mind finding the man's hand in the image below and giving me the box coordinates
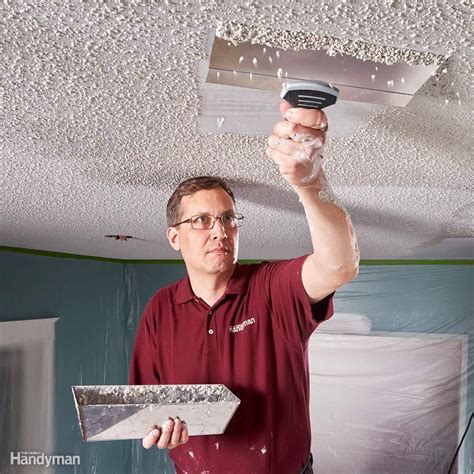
[142,417,189,450]
[266,100,328,188]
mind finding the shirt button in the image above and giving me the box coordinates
[208,329,214,335]
[208,311,213,316]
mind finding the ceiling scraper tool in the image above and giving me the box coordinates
[199,21,448,135]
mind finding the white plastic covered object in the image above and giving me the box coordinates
[309,329,470,473]
[316,312,372,335]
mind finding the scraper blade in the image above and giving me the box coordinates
[206,34,442,108]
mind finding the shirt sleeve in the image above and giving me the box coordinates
[259,255,335,346]
[129,298,161,385]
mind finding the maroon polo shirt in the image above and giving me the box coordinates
[129,255,334,474]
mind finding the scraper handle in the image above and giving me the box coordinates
[281,81,339,110]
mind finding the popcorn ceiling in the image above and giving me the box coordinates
[216,21,448,66]
[0,0,472,259]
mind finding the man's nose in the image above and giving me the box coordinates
[211,218,228,239]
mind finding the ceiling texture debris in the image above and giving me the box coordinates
[0,1,472,259]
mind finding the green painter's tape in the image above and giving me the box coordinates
[0,247,472,265]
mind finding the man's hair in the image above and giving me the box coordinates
[166,176,236,227]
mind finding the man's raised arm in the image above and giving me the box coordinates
[266,101,359,303]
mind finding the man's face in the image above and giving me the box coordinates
[167,188,240,276]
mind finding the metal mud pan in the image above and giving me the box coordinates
[72,384,241,441]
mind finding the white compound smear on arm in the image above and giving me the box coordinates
[316,171,361,267]
[317,171,345,210]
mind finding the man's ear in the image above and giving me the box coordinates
[167,226,180,251]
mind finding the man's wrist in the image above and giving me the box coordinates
[291,173,324,195]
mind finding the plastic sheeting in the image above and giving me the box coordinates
[0,250,472,473]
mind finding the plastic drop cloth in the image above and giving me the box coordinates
[0,251,472,473]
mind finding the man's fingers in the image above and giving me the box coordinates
[272,121,326,144]
[156,419,174,449]
[266,146,287,166]
[267,135,300,155]
[142,427,161,449]
[179,421,189,444]
[169,417,182,448]
[284,106,328,130]
[279,99,292,117]
[142,419,189,450]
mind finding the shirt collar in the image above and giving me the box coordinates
[174,262,249,304]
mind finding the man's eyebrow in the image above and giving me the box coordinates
[192,209,235,215]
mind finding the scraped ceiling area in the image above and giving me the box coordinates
[0,1,472,259]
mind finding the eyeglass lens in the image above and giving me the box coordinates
[190,214,242,229]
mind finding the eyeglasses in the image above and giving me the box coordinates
[172,213,244,230]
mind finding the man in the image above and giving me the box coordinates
[129,100,359,473]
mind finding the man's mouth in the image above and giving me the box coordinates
[209,247,230,254]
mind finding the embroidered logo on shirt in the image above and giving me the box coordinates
[229,317,256,333]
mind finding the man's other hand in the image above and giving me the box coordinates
[142,417,189,450]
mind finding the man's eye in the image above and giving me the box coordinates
[194,215,210,224]
[222,215,235,224]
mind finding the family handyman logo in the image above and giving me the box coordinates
[229,317,256,333]
[10,451,80,467]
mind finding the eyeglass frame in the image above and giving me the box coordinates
[171,213,244,230]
